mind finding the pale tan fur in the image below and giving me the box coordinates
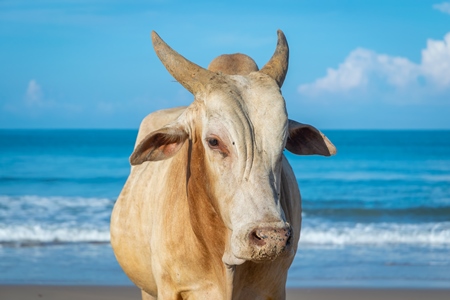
[111,108,301,299]
[111,31,335,300]
[208,54,259,75]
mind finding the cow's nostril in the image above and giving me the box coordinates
[249,229,266,246]
[286,230,292,246]
[256,229,268,240]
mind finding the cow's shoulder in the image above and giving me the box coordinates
[135,106,187,148]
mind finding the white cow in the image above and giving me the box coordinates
[111,30,336,300]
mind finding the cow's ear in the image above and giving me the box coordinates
[285,119,336,156]
[130,126,188,165]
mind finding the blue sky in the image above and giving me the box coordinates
[1,0,449,129]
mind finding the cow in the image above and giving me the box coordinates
[110,30,336,300]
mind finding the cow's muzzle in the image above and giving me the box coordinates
[248,224,291,261]
[249,226,291,247]
[230,222,292,263]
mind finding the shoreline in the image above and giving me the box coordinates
[1,285,450,300]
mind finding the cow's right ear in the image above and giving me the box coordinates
[130,126,188,165]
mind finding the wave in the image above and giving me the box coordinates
[0,224,110,246]
[3,172,450,186]
[0,195,112,247]
[302,206,450,221]
[295,172,450,183]
[1,222,449,248]
[300,222,450,246]
[0,195,114,235]
[0,176,126,184]
[0,195,115,218]
[1,195,450,248]
[0,194,114,207]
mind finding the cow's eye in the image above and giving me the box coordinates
[207,138,219,148]
[206,137,229,157]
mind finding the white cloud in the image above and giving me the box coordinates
[433,2,450,15]
[298,48,419,95]
[422,33,450,87]
[299,32,450,97]
[25,79,44,106]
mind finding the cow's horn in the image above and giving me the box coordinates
[151,31,213,94]
[260,30,289,87]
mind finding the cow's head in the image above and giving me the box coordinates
[130,31,336,265]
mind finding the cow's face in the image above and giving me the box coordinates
[129,31,336,265]
[195,73,291,264]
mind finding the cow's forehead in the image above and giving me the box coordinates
[199,73,288,154]
[238,73,288,136]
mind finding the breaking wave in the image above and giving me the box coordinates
[300,221,450,246]
[0,225,110,246]
[1,195,450,248]
[0,195,113,247]
[1,222,449,248]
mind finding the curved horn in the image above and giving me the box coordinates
[151,31,214,94]
[260,30,289,87]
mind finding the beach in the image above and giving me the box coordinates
[1,286,450,300]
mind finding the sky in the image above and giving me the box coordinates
[1,0,449,129]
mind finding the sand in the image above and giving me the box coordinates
[1,286,449,300]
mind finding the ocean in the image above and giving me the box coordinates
[0,129,449,287]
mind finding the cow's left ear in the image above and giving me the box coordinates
[285,119,336,156]
[130,126,188,165]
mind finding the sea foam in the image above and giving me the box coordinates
[300,221,450,246]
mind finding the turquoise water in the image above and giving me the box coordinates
[1,130,449,287]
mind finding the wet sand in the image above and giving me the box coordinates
[1,285,450,300]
